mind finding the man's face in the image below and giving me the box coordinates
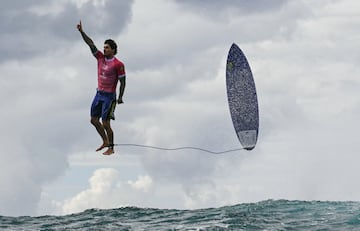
[103,44,114,57]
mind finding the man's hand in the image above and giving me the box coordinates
[76,20,83,32]
[117,97,124,104]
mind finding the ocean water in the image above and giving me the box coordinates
[1,200,360,230]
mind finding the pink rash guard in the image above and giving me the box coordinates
[94,50,126,93]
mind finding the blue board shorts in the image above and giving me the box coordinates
[91,90,116,120]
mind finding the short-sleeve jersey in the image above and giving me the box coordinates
[93,50,126,93]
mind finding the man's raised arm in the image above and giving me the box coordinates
[77,20,97,53]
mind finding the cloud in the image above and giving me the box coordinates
[58,168,154,214]
[1,0,360,216]
[128,175,153,192]
[0,0,133,62]
[0,0,134,216]
[121,0,360,210]
[175,0,289,15]
[113,0,310,192]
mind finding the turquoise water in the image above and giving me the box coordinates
[1,200,360,230]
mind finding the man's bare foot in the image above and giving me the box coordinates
[96,143,109,152]
[103,147,114,155]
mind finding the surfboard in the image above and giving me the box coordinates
[226,43,259,150]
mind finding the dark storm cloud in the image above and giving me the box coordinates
[0,0,134,62]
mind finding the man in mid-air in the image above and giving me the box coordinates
[77,20,126,155]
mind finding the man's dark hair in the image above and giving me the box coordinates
[104,39,117,55]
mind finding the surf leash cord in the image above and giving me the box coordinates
[113,143,244,154]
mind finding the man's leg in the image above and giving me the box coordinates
[102,120,114,155]
[90,117,109,151]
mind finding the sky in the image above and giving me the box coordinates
[0,0,359,216]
